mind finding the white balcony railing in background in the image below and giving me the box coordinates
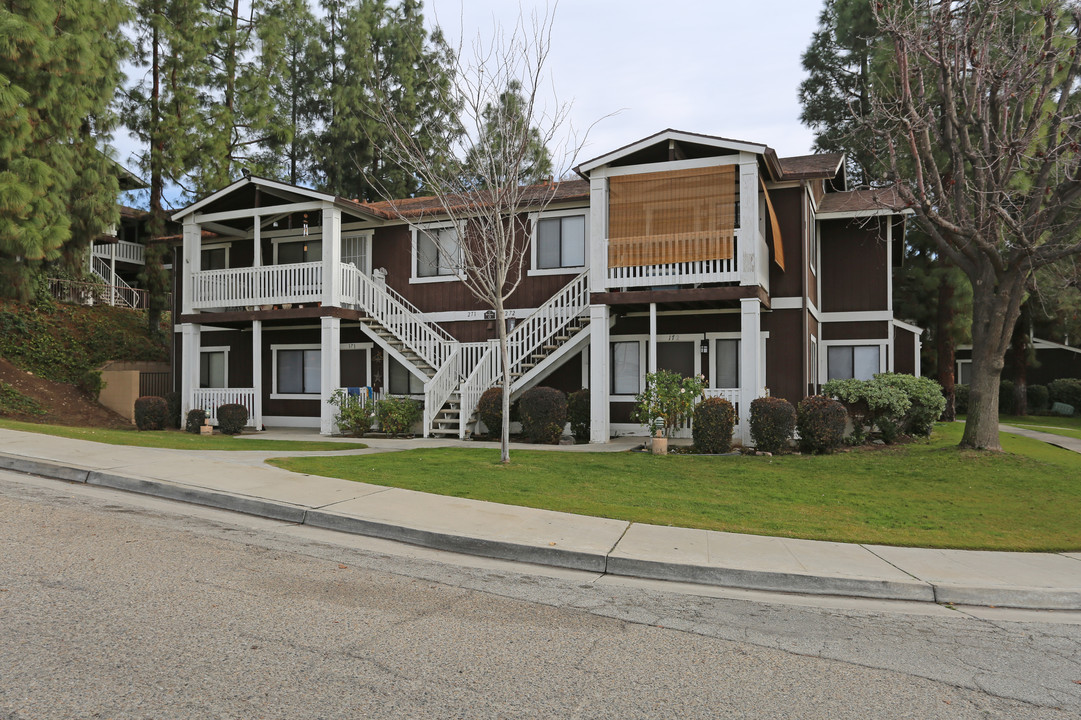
[607,256,740,288]
[191,262,323,309]
[92,240,145,265]
[193,388,257,427]
[90,257,144,308]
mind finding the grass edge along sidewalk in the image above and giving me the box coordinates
[269,423,1081,552]
[0,418,367,451]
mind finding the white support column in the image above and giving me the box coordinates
[320,316,341,435]
[588,303,610,443]
[322,205,342,308]
[739,298,762,446]
[739,156,759,288]
[110,244,117,307]
[182,217,201,315]
[648,302,657,375]
[252,320,263,430]
[588,174,608,294]
[180,323,201,419]
[253,214,262,268]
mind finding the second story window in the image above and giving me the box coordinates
[416,226,460,278]
[537,215,586,269]
[201,246,228,270]
[276,240,321,264]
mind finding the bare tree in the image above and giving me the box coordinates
[866,0,1081,450]
[366,5,590,463]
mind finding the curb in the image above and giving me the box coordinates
[2,451,1078,611]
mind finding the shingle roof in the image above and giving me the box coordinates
[776,153,844,180]
[359,180,590,220]
[817,186,908,215]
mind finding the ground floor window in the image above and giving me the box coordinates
[388,356,424,395]
[714,339,739,388]
[827,345,880,381]
[611,341,640,395]
[276,347,321,395]
[957,359,972,386]
[199,348,227,388]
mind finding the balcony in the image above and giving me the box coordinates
[190,262,324,310]
[92,239,145,265]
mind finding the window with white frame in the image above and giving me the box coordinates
[611,341,641,395]
[388,356,424,395]
[827,345,880,381]
[201,245,229,270]
[714,339,740,389]
[342,234,371,274]
[957,359,972,386]
[274,346,321,396]
[810,336,819,393]
[415,226,460,279]
[199,348,228,388]
[536,215,586,270]
[275,239,321,264]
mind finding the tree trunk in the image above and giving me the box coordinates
[960,268,1024,450]
[936,277,956,422]
[495,299,511,464]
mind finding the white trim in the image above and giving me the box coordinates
[819,310,894,323]
[422,308,538,323]
[262,415,320,428]
[528,207,589,276]
[892,318,925,336]
[578,130,766,173]
[410,221,464,284]
[595,154,743,180]
[270,343,322,400]
[194,200,326,225]
[173,176,343,222]
[271,235,322,265]
[623,308,741,317]
[198,345,230,389]
[200,242,231,269]
[1032,337,1081,354]
[709,335,741,390]
[815,208,913,220]
[957,358,972,385]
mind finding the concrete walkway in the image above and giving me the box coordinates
[999,422,1081,453]
[1,427,1079,611]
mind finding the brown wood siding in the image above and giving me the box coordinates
[372,215,587,315]
[537,352,585,393]
[200,330,252,386]
[610,312,741,336]
[821,321,889,340]
[820,218,888,312]
[768,187,804,298]
[895,328,916,375]
[610,401,635,424]
[262,327,321,417]
[764,309,804,404]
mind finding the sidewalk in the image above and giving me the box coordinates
[1,427,1079,611]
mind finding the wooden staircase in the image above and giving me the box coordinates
[428,391,465,437]
[509,316,590,383]
[362,322,437,377]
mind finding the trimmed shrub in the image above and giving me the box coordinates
[376,396,422,436]
[519,386,568,444]
[78,369,104,399]
[185,408,207,434]
[999,379,1017,415]
[824,375,911,443]
[165,391,182,429]
[1028,384,1049,413]
[875,373,946,437]
[216,403,248,435]
[955,384,969,415]
[568,389,590,442]
[749,397,796,453]
[133,396,168,431]
[1049,378,1081,409]
[477,386,505,437]
[692,396,735,454]
[329,388,374,436]
[796,395,847,454]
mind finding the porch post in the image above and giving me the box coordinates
[180,323,201,419]
[322,205,342,308]
[739,298,762,446]
[320,316,341,435]
[253,214,262,267]
[182,217,201,315]
[648,302,657,374]
[252,319,263,430]
[589,303,610,443]
[110,244,117,306]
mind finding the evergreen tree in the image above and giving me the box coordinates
[316,0,460,200]
[126,0,214,333]
[0,0,128,299]
[464,80,553,188]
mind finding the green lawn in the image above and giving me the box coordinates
[268,423,1081,551]
[997,414,1081,440]
[0,418,367,451]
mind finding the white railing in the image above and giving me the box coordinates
[458,271,591,437]
[423,345,462,437]
[341,264,456,369]
[703,388,741,426]
[90,257,143,308]
[193,388,257,427]
[50,277,149,310]
[92,240,145,265]
[606,255,739,289]
[191,262,323,309]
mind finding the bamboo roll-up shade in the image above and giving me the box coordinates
[608,165,737,268]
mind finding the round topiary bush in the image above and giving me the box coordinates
[749,397,796,453]
[133,396,168,431]
[796,395,847,454]
[185,408,207,434]
[216,403,249,435]
[519,386,568,444]
[477,386,505,437]
[692,397,735,454]
[567,389,590,442]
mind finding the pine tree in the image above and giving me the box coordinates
[316,0,460,200]
[0,0,128,299]
[464,80,553,188]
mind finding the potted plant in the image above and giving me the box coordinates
[632,370,705,455]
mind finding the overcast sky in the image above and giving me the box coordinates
[118,0,827,204]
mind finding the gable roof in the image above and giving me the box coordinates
[359,180,590,220]
[575,129,770,176]
[776,153,844,180]
[816,186,910,218]
[171,176,381,223]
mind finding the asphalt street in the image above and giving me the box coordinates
[2,469,1080,719]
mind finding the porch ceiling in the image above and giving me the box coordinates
[591,285,769,313]
[178,306,368,328]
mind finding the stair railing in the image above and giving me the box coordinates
[423,344,462,437]
[91,256,142,308]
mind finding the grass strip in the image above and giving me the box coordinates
[269,423,1081,551]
